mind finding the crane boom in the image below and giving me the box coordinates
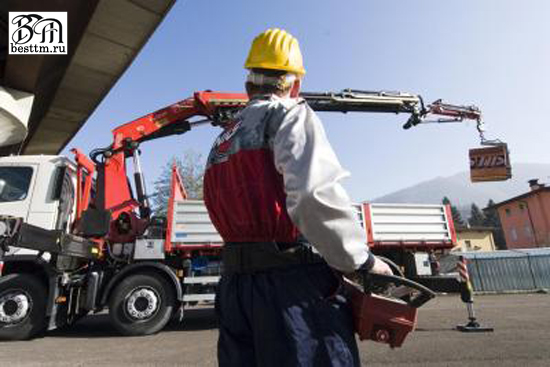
[80,89,488,243]
[302,90,422,114]
[301,89,482,130]
[102,89,481,153]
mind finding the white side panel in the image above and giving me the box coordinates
[414,253,432,276]
[375,233,451,241]
[171,200,223,245]
[25,212,56,230]
[183,276,220,284]
[373,215,446,224]
[183,294,216,302]
[133,239,165,260]
[27,160,61,229]
[366,203,452,242]
[177,213,213,223]
[372,206,445,216]
[373,224,449,233]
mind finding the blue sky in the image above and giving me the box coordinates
[64,0,550,201]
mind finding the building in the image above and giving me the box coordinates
[490,179,550,249]
[454,226,496,252]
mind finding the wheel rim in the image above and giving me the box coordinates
[124,287,161,321]
[0,290,32,325]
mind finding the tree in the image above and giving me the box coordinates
[442,196,465,227]
[483,199,507,250]
[151,151,204,216]
[468,203,486,227]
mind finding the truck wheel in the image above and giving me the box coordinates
[109,272,175,336]
[0,273,47,340]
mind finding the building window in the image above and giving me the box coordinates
[465,240,472,250]
[505,208,512,216]
[511,228,518,241]
[519,203,525,211]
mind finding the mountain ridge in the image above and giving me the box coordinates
[371,163,550,215]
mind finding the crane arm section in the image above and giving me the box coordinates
[82,89,485,243]
[110,91,248,150]
[108,89,482,152]
[301,89,482,130]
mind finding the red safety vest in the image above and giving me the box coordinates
[203,99,299,243]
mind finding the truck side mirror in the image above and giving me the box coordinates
[52,166,67,201]
[0,179,6,197]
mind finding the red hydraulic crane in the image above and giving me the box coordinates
[73,89,504,244]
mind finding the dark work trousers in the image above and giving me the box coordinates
[216,262,361,367]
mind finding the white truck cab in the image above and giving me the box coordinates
[0,155,76,255]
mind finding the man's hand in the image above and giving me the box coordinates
[370,256,393,275]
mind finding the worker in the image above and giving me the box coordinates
[203,28,392,367]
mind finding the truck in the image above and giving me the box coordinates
[354,202,460,291]
[0,89,481,340]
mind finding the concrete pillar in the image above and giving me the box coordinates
[0,86,35,148]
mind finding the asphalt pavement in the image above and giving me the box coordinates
[0,293,549,366]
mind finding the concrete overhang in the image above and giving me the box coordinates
[0,0,175,155]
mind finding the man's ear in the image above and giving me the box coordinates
[290,78,301,98]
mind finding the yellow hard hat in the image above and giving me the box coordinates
[244,28,306,75]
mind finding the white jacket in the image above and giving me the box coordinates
[271,96,371,273]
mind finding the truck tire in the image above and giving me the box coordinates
[0,273,47,340]
[108,272,175,336]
